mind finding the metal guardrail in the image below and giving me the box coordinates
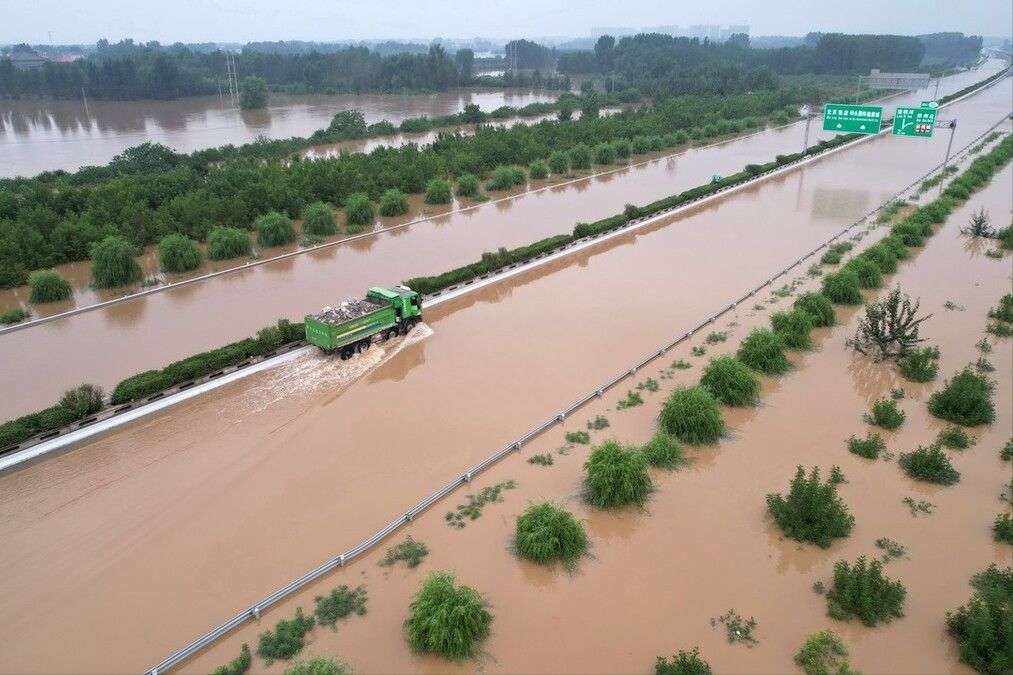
[145,106,1013,675]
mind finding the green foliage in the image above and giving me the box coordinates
[28,270,72,303]
[636,378,660,392]
[528,159,549,180]
[993,513,1013,544]
[379,188,410,217]
[157,233,203,273]
[90,236,142,288]
[705,331,727,343]
[587,415,611,430]
[766,465,855,548]
[548,151,569,175]
[849,288,931,361]
[616,390,644,410]
[960,207,995,237]
[639,429,684,469]
[404,571,492,662]
[946,564,1013,675]
[928,367,996,426]
[976,338,993,353]
[0,307,30,324]
[875,538,906,562]
[986,322,1013,337]
[612,139,633,158]
[527,453,554,466]
[314,585,367,630]
[711,609,759,647]
[343,192,376,227]
[59,383,105,418]
[821,269,863,305]
[902,497,934,517]
[566,431,591,444]
[212,643,251,675]
[379,536,429,569]
[770,309,814,350]
[898,346,939,382]
[658,385,726,445]
[937,425,974,449]
[865,397,906,430]
[445,481,516,528]
[899,443,960,485]
[300,202,338,236]
[736,327,791,375]
[691,346,707,357]
[207,226,252,260]
[655,648,712,675]
[1002,438,1013,462]
[239,75,269,109]
[829,465,846,485]
[514,500,589,565]
[794,630,856,675]
[842,258,883,289]
[593,142,618,165]
[827,556,906,626]
[424,177,453,205]
[671,359,693,369]
[454,173,481,198]
[255,212,297,248]
[847,432,885,459]
[257,607,315,665]
[0,382,105,447]
[700,355,761,406]
[583,439,653,508]
[821,250,843,265]
[110,369,175,404]
[860,244,899,275]
[568,143,593,170]
[793,292,836,327]
[486,165,527,191]
[283,656,349,675]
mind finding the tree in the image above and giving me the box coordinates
[91,236,142,288]
[300,202,338,236]
[581,91,600,120]
[157,233,202,273]
[454,48,474,83]
[239,75,269,109]
[28,270,72,303]
[848,287,931,361]
[327,110,367,137]
[594,35,616,72]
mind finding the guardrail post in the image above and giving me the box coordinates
[406,512,413,522]
[338,554,346,566]
[557,413,565,422]
[253,606,261,620]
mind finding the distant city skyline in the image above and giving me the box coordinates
[4,0,1010,46]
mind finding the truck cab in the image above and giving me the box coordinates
[365,286,423,326]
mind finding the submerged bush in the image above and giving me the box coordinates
[994,513,1013,544]
[849,288,931,362]
[424,177,453,205]
[211,643,251,675]
[583,439,653,508]
[866,397,906,430]
[569,143,593,170]
[257,607,315,665]
[344,192,376,227]
[514,501,589,565]
[843,258,883,289]
[737,328,791,375]
[454,173,481,198]
[0,307,29,324]
[528,159,549,180]
[794,630,856,675]
[899,443,960,485]
[821,269,863,305]
[404,571,492,662]
[946,563,1013,675]
[157,233,203,273]
[770,309,815,350]
[658,386,726,445]
[379,188,410,216]
[254,212,297,248]
[793,292,836,327]
[700,355,761,406]
[937,425,974,449]
[283,656,349,675]
[639,429,684,469]
[655,648,713,675]
[300,201,338,236]
[827,556,906,626]
[28,270,73,303]
[898,346,939,382]
[766,465,855,548]
[847,432,886,459]
[486,165,527,191]
[928,367,996,426]
[91,236,143,288]
[207,226,253,260]
[59,383,105,418]
[547,151,569,175]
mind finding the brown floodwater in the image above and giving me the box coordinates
[0,84,1009,674]
[1,70,1009,421]
[0,89,563,179]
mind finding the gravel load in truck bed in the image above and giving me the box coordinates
[311,297,386,325]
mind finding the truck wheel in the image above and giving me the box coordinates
[404,318,418,334]
[357,340,371,354]
[386,327,399,341]
[340,346,354,361]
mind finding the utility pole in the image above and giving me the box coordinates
[81,87,90,118]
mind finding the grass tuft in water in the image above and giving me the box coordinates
[700,355,761,407]
[658,385,726,445]
[582,439,653,509]
[514,501,589,566]
[736,328,792,375]
[404,571,492,662]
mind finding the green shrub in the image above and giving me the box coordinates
[0,307,29,324]
[257,607,314,664]
[514,501,589,565]
[860,244,899,274]
[994,513,1013,544]
[300,201,338,236]
[847,432,886,459]
[59,383,105,418]
[892,221,925,247]
[899,443,960,485]
[28,270,73,303]
[212,643,251,675]
[379,536,429,568]
[938,425,974,449]
[424,177,453,205]
[486,165,527,191]
[548,151,569,175]
[612,139,633,158]
[770,310,815,350]
[528,159,549,179]
[946,564,1013,675]
[583,439,653,508]
[866,397,906,430]
[842,258,883,289]
[766,466,855,548]
[700,355,761,406]
[827,556,905,626]
[156,233,202,273]
[254,212,297,248]
[566,430,591,444]
[821,250,842,265]
[928,367,996,426]
[314,585,367,630]
[282,656,349,675]
[899,346,939,382]
[404,571,492,662]
[655,648,712,675]
[849,288,931,361]
[455,173,481,198]
[110,369,175,404]
[593,142,618,165]
[344,192,376,227]
[207,226,252,260]
[793,292,836,327]
[821,269,864,305]
[91,236,143,288]
[569,143,593,170]
[1002,438,1013,462]
[794,630,856,675]
[640,429,684,469]
[379,188,410,216]
[736,328,791,375]
[658,385,726,445]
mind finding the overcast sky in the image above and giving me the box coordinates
[5,0,1011,46]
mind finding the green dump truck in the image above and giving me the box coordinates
[304,286,423,359]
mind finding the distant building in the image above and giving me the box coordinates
[9,51,46,69]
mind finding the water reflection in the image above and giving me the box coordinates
[764,520,835,574]
[103,294,147,328]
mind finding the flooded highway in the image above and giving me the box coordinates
[0,67,1009,673]
[0,61,1007,419]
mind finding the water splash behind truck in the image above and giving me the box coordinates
[304,286,422,359]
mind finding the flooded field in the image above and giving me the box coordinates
[0,79,1008,673]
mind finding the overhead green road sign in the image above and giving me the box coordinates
[893,106,937,137]
[822,104,883,134]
